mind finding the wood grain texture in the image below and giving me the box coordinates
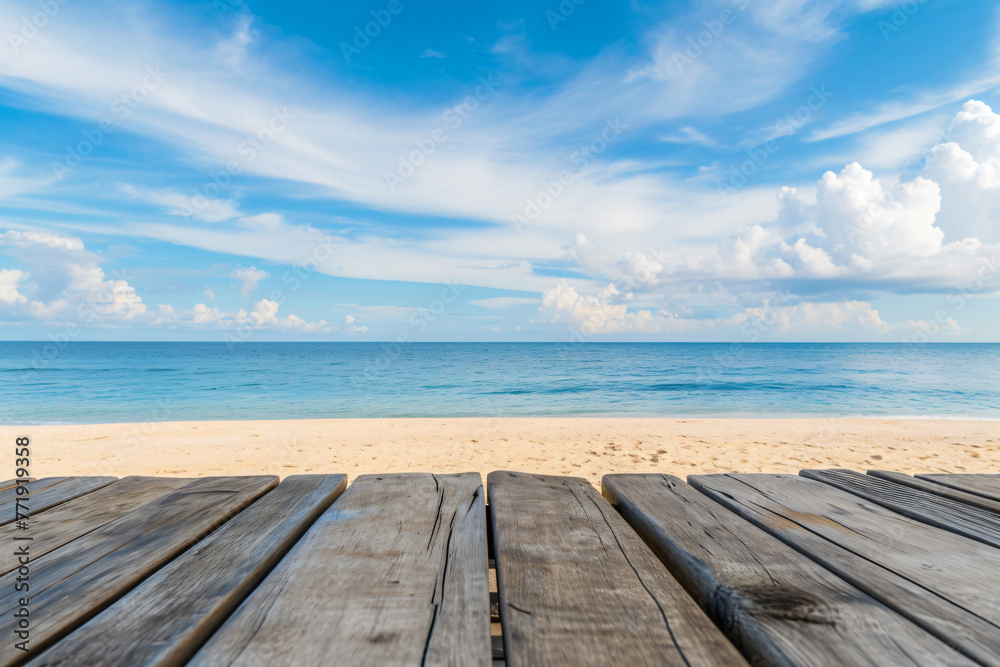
[803,468,1000,549]
[0,477,192,576]
[0,477,64,504]
[0,476,117,525]
[603,473,973,667]
[28,475,347,667]
[690,473,1000,666]
[189,473,491,667]
[917,474,1000,503]
[0,479,34,493]
[0,476,276,666]
[869,470,1000,516]
[0,478,69,517]
[489,471,746,667]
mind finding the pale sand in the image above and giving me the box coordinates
[4,418,997,489]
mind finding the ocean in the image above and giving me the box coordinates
[1,342,998,424]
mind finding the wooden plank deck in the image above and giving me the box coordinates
[0,478,34,493]
[7,468,1000,666]
[689,473,1000,666]
[0,477,193,575]
[868,470,1000,515]
[802,468,1000,548]
[602,473,973,666]
[916,473,1000,503]
[0,477,116,524]
[190,473,490,667]
[488,471,746,666]
[29,475,347,667]
[0,476,276,665]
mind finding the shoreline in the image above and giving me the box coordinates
[7,414,1000,427]
[5,417,997,488]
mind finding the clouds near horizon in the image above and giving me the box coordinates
[0,0,999,340]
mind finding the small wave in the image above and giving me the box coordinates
[0,367,75,373]
[648,381,788,391]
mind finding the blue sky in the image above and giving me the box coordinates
[0,0,999,341]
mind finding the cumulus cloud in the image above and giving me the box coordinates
[537,280,892,337]
[0,268,27,306]
[561,101,1000,333]
[0,229,146,323]
[920,100,1000,243]
[727,300,890,335]
[344,314,368,335]
[0,230,329,333]
[231,266,269,297]
[153,298,329,332]
[537,101,1000,337]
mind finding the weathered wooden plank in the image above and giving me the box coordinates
[917,474,1000,503]
[869,470,1000,515]
[0,476,276,665]
[603,473,974,666]
[0,477,192,577]
[0,479,34,493]
[802,468,1000,550]
[690,473,1000,666]
[0,476,117,525]
[28,475,348,667]
[489,471,746,667]
[189,473,491,667]
[0,478,68,512]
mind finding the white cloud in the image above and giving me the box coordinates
[0,228,146,323]
[0,158,55,198]
[537,280,891,337]
[468,297,538,309]
[0,268,27,306]
[658,126,716,146]
[538,282,636,333]
[728,300,889,335]
[808,76,1000,142]
[0,0,895,264]
[420,49,446,59]
[231,266,269,297]
[0,229,84,251]
[155,298,328,332]
[192,302,225,324]
[203,288,215,301]
[123,186,241,223]
[920,100,1000,243]
[344,314,368,335]
[0,5,997,339]
[534,100,1000,337]
[0,229,331,333]
[600,103,1000,301]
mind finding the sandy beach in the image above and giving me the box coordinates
[5,417,997,488]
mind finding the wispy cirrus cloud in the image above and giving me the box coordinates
[0,0,998,340]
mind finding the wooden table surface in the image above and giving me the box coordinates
[3,468,997,666]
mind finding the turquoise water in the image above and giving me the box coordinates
[1,342,998,424]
